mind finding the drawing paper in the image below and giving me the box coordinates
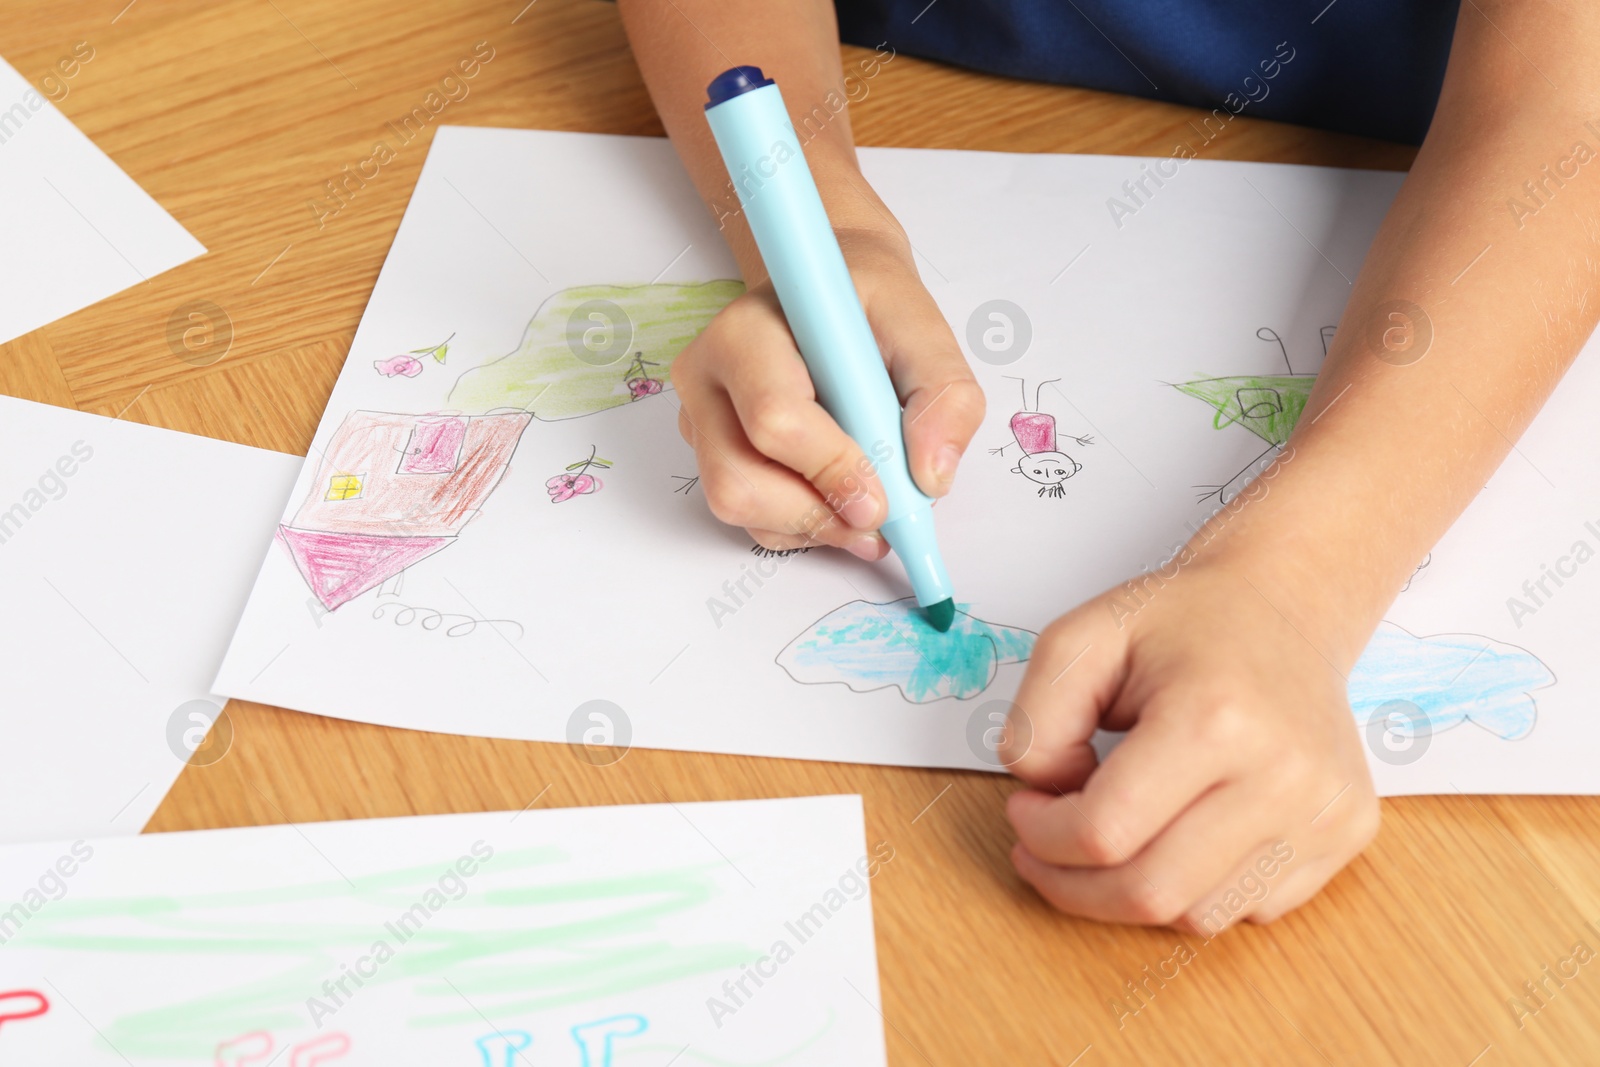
[0,795,888,1066]
[0,56,204,345]
[217,127,1600,794]
[0,395,300,841]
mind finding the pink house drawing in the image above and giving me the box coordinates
[281,410,533,611]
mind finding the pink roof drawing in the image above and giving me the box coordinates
[281,410,532,610]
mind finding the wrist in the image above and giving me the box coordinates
[724,146,907,284]
[1175,447,1396,671]
[809,149,902,235]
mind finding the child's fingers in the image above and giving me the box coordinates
[1003,604,1128,784]
[869,287,985,497]
[747,527,889,559]
[1010,784,1275,926]
[1174,837,1320,935]
[1009,701,1253,868]
[1241,793,1378,925]
[717,339,888,532]
[1003,746,1099,796]
[674,376,886,558]
[1241,854,1347,926]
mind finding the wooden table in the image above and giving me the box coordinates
[5,3,1598,1063]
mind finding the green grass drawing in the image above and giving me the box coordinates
[1171,374,1315,448]
[449,281,744,420]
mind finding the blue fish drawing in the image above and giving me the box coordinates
[776,598,1036,703]
[1348,622,1553,740]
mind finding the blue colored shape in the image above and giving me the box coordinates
[572,1014,648,1067]
[777,598,1035,703]
[475,1030,532,1067]
[1348,622,1553,741]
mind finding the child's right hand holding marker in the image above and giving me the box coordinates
[670,221,984,559]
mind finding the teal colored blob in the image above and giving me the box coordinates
[1348,622,1552,740]
[924,597,956,633]
[777,598,1035,703]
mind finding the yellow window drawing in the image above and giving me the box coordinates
[325,474,364,501]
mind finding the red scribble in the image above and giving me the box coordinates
[0,989,48,1032]
[214,1030,274,1066]
[289,1032,351,1067]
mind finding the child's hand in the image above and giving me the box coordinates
[1000,553,1380,933]
[672,224,984,557]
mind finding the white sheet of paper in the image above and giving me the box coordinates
[216,127,1600,794]
[0,795,887,1066]
[0,395,300,841]
[0,57,204,345]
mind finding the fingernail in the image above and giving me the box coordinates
[933,445,961,491]
[839,492,879,530]
[844,534,884,561]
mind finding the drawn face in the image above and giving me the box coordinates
[1015,450,1079,486]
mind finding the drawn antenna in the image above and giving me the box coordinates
[1034,377,1061,413]
[1256,327,1292,374]
[1002,375,1027,411]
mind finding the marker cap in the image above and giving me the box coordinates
[705,66,774,109]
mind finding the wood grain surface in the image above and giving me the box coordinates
[3,2,1596,1063]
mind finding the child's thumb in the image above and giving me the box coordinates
[999,601,1128,790]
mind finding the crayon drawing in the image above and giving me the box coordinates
[369,601,525,638]
[570,1015,648,1067]
[214,1030,272,1066]
[372,333,455,379]
[777,598,1036,702]
[475,1030,532,1067]
[283,284,744,611]
[1173,326,1324,503]
[279,410,532,611]
[546,446,610,503]
[287,1032,350,1067]
[374,354,424,378]
[0,990,48,1033]
[1176,330,1554,741]
[0,799,881,1064]
[990,378,1093,498]
[472,1018,647,1067]
[5,849,752,1059]
[1348,622,1552,740]
[448,282,742,420]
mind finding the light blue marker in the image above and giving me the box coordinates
[704,65,956,632]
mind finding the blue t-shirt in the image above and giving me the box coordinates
[835,1,1460,144]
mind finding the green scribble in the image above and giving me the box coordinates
[8,848,759,1060]
[1172,374,1315,447]
[448,281,744,419]
[777,598,1036,703]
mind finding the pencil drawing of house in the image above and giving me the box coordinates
[280,410,532,611]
